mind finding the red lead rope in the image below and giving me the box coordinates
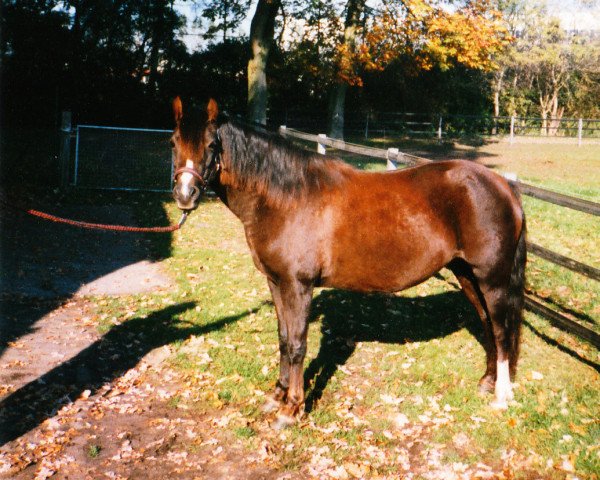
[23,207,187,232]
[1,196,187,232]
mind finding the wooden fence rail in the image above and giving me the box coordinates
[527,242,600,282]
[511,182,600,216]
[280,127,599,348]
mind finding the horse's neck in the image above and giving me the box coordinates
[219,184,263,228]
[216,125,270,225]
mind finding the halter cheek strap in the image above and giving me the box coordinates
[202,132,222,185]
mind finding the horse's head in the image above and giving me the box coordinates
[171,97,221,212]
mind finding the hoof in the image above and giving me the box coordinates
[272,414,296,430]
[490,399,508,410]
[490,386,514,410]
[478,376,495,395]
[262,396,282,414]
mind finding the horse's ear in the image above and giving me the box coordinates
[207,98,219,122]
[173,96,183,123]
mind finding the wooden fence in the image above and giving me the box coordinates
[273,112,600,144]
[280,127,600,348]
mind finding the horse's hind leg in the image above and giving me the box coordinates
[477,284,517,409]
[448,260,496,394]
[476,223,526,409]
[453,264,520,409]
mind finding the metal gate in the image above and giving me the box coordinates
[74,125,173,192]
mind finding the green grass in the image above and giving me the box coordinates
[87,444,101,458]
[81,139,598,478]
[234,426,257,439]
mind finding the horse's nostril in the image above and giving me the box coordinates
[190,186,200,201]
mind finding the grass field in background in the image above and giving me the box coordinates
[90,137,597,478]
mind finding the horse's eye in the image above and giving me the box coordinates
[170,139,176,148]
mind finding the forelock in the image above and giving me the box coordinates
[179,109,209,149]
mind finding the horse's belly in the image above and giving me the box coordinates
[323,243,452,293]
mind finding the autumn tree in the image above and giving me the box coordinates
[324,0,511,138]
[354,0,510,76]
[329,0,366,139]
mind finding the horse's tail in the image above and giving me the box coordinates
[507,214,526,378]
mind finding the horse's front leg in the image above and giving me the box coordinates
[263,279,291,413]
[269,278,313,428]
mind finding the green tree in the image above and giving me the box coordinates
[195,0,252,42]
[495,1,600,124]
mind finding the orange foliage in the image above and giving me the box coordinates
[336,0,512,85]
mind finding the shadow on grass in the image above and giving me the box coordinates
[0,302,258,446]
[342,136,502,164]
[528,290,598,326]
[304,290,483,412]
[523,320,600,374]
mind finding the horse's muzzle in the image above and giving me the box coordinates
[172,184,201,211]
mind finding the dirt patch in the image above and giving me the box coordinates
[0,298,101,395]
[1,338,294,479]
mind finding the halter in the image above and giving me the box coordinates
[173,129,222,190]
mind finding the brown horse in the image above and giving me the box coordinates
[170,98,526,427]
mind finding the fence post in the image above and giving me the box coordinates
[317,134,327,155]
[437,115,443,143]
[59,111,72,189]
[510,115,515,144]
[386,148,399,170]
[578,118,583,146]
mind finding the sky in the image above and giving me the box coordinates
[175,0,600,52]
[174,1,256,52]
[546,0,600,30]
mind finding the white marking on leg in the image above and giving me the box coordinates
[179,159,195,197]
[491,359,513,410]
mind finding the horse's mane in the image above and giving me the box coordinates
[219,120,355,207]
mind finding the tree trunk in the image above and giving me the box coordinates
[148,41,161,92]
[328,0,365,139]
[247,0,281,126]
[148,1,167,93]
[68,0,82,113]
[492,68,505,135]
[329,82,348,139]
[539,91,552,135]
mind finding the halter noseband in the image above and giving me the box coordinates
[173,130,222,190]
